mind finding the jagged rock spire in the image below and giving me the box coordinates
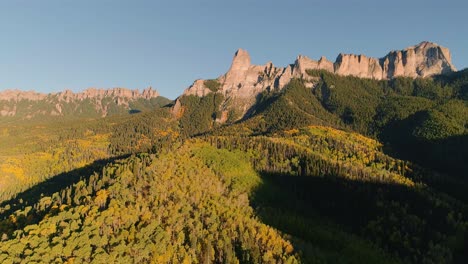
[224,49,252,85]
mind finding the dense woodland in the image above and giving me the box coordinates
[0,69,467,263]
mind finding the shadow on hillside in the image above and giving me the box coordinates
[250,171,467,263]
[386,134,468,178]
[380,121,468,202]
[379,110,468,177]
[242,91,279,121]
[0,155,129,220]
[128,109,142,114]
[251,171,416,231]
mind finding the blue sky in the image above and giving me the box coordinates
[1,0,467,99]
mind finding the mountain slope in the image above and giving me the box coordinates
[178,66,467,179]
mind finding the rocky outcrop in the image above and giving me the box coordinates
[293,55,334,77]
[141,87,160,99]
[179,41,456,120]
[183,80,212,97]
[334,54,384,79]
[381,41,456,78]
[335,41,456,79]
[223,48,252,87]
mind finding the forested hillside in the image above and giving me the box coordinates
[0,107,178,202]
[1,69,467,263]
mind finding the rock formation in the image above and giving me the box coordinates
[179,41,456,118]
[183,80,212,97]
[334,41,456,79]
[381,41,456,78]
[293,55,334,77]
[334,54,384,79]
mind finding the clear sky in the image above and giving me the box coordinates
[1,0,466,99]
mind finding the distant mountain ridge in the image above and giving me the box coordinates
[0,87,167,119]
[0,87,160,102]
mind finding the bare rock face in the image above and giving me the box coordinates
[183,80,212,97]
[223,48,252,87]
[382,41,456,78]
[334,54,384,79]
[293,55,334,77]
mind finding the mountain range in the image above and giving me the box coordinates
[1,41,456,120]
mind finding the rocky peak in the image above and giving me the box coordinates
[224,49,252,86]
[231,49,251,69]
[382,41,456,78]
[412,41,452,61]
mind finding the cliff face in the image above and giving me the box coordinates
[335,41,456,79]
[334,54,384,79]
[0,87,161,118]
[382,41,456,78]
[179,41,456,118]
[294,55,334,77]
